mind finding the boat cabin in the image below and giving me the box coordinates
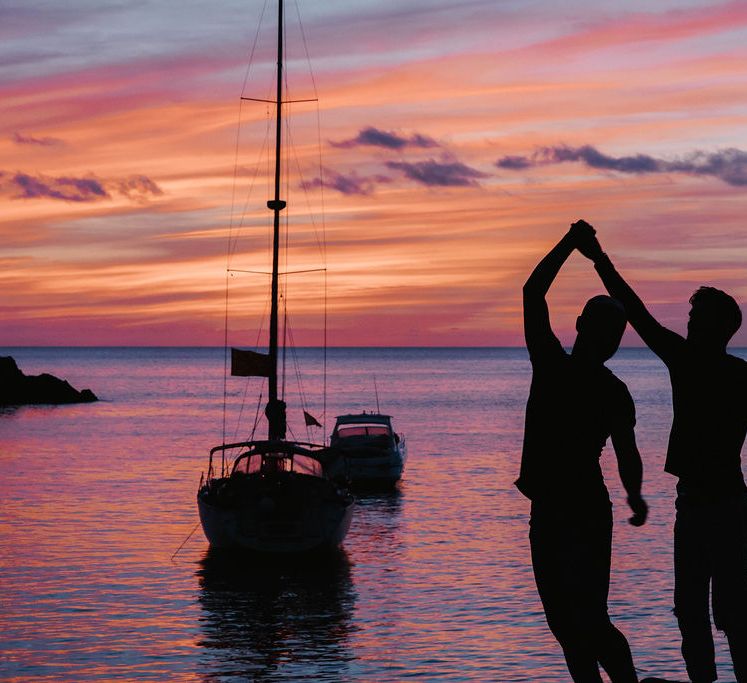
[232,451,323,478]
[331,413,399,446]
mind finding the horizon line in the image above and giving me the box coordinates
[3,344,746,350]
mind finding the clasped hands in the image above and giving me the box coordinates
[568,219,604,262]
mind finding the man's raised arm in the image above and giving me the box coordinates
[523,227,582,360]
[572,220,683,362]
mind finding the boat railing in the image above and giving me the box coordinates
[205,439,334,480]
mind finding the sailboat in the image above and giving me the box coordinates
[197,0,354,553]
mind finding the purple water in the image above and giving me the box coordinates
[1,347,744,681]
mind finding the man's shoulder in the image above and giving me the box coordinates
[529,343,569,369]
[725,351,747,367]
[600,363,629,388]
[599,365,634,403]
[724,352,747,380]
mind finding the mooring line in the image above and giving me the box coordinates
[171,521,201,561]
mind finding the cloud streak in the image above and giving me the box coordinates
[115,175,164,202]
[331,126,438,150]
[386,159,488,187]
[301,169,391,196]
[12,132,64,146]
[496,145,747,186]
[0,171,163,202]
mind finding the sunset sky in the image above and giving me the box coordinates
[2,0,746,347]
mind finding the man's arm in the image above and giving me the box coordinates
[573,220,683,362]
[610,427,648,526]
[523,229,579,360]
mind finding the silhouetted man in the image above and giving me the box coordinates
[576,219,747,683]
[518,222,648,683]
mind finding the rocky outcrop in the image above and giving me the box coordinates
[0,356,98,405]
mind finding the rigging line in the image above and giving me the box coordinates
[286,319,307,411]
[229,267,326,275]
[281,54,292,403]
[227,0,270,264]
[315,101,327,265]
[250,388,264,440]
[232,372,255,442]
[241,97,317,104]
[293,0,319,100]
[281,230,290,405]
[228,101,243,257]
[247,279,270,353]
[324,267,327,438]
[238,0,270,99]
[287,421,298,442]
[286,117,325,260]
[294,0,328,261]
[312,88,329,439]
[222,271,230,446]
[170,521,201,561]
[286,315,317,444]
[283,321,307,444]
[224,86,249,450]
[290,0,328,440]
[290,326,312,441]
[228,110,272,264]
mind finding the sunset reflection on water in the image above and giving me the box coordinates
[0,347,742,681]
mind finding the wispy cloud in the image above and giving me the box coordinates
[115,175,164,202]
[496,145,747,186]
[1,172,109,202]
[301,168,389,196]
[0,171,163,202]
[12,132,63,147]
[386,159,488,187]
[331,126,438,150]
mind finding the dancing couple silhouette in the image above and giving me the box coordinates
[518,220,746,683]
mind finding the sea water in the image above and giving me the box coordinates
[1,347,744,682]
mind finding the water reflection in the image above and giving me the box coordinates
[350,489,405,560]
[196,548,356,681]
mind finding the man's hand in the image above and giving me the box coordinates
[569,219,595,241]
[627,494,648,527]
[570,219,604,262]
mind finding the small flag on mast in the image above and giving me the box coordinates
[303,410,322,427]
[231,348,272,377]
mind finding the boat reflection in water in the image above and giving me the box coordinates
[351,488,404,559]
[196,548,356,681]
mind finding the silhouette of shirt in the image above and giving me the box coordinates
[666,347,747,495]
[517,332,635,502]
[594,255,747,498]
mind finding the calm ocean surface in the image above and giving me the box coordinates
[1,346,745,682]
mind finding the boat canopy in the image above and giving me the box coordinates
[232,452,323,477]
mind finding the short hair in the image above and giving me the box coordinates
[689,286,742,341]
[581,294,626,322]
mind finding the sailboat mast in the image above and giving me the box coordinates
[266,0,286,439]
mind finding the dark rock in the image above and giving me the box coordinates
[0,356,98,405]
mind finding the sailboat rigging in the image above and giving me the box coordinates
[197,0,354,553]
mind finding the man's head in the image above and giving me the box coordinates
[687,286,742,349]
[574,295,627,363]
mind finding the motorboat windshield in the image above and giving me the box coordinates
[336,424,391,439]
